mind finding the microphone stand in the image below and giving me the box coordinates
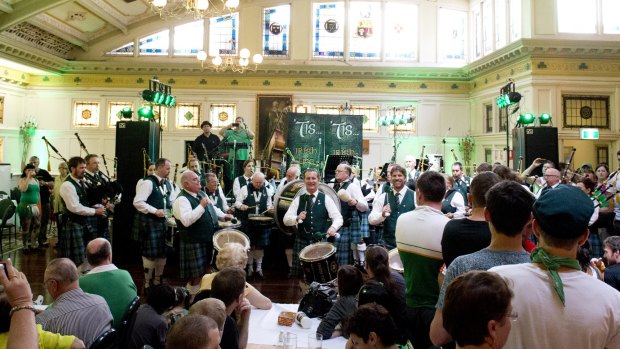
[442,128,451,173]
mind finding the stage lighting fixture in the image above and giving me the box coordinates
[518,112,535,125]
[120,107,133,119]
[539,113,551,124]
[496,92,522,108]
[138,106,154,119]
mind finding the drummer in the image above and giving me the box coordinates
[173,171,234,298]
[283,169,343,279]
[205,173,232,214]
[276,166,300,197]
[234,171,274,279]
[329,163,368,267]
[233,159,255,198]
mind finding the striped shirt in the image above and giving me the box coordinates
[36,288,113,348]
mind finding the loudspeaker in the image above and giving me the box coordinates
[113,121,160,262]
[512,127,558,177]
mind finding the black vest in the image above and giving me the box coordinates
[331,180,354,226]
[441,189,458,214]
[383,188,415,247]
[175,190,218,243]
[206,189,225,212]
[62,177,90,223]
[297,192,328,240]
[144,176,172,219]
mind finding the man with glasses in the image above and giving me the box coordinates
[536,168,562,198]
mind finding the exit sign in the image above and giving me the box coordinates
[580,128,599,139]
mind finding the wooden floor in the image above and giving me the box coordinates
[6,235,304,305]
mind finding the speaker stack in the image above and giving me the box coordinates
[113,121,160,261]
[512,127,558,177]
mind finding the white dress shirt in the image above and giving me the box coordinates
[328,180,369,212]
[173,191,226,228]
[283,191,343,231]
[234,185,273,215]
[59,175,96,216]
[232,175,251,198]
[133,175,179,214]
[368,187,414,225]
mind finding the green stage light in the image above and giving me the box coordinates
[142,90,155,102]
[169,96,176,107]
[518,112,535,125]
[164,95,173,106]
[138,106,154,119]
[120,107,133,119]
[496,91,522,108]
[539,113,551,124]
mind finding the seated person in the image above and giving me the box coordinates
[163,287,190,325]
[128,284,176,349]
[211,267,251,349]
[442,271,514,349]
[365,245,405,299]
[317,265,363,340]
[189,298,227,334]
[166,314,220,349]
[357,281,410,347]
[0,292,85,349]
[344,304,399,349]
[36,258,112,348]
[193,242,272,310]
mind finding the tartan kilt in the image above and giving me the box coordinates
[291,237,312,277]
[179,239,212,279]
[141,215,168,258]
[131,213,143,241]
[358,211,369,239]
[84,216,99,243]
[334,212,362,266]
[245,225,271,248]
[59,220,87,266]
[588,228,602,258]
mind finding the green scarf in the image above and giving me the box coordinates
[530,247,581,306]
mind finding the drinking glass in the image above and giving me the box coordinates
[308,332,323,349]
[284,332,297,349]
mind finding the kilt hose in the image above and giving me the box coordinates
[141,214,168,258]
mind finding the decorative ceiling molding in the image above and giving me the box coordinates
[75,0,128,35]
[0,0,72,31]
[28,13,89,48]
[3,22,77,58]
[0,34,69,72]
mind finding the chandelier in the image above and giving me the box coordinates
[150,0,239,20]
[197,48,263,73]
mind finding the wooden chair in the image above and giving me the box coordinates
[90,328,117,349]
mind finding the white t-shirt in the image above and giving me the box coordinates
[491,263,620,349]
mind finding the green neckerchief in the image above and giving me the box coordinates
[530,247,581,306]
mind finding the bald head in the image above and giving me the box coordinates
[45,258,79,298]
[181,170,201,193]
[251,172,265,189]
[86,238,112,267]
[286,167,299,181]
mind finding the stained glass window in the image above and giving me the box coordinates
[312,2,345,58]
[494,0,507,50]
[108,101,133,128]
[437,8,467,62]
[176,103,201,129]
[73,101,100,127]
[384,3,417,61]
[174,20,204,56]
[106,41,134,56]
[558,0,596,33]
[351,106,379,132]
[315,105,340,115]
[348,1,381,60]
[210,104,236,129]
[602,0,620,34]
[209,13,239,57]
[263,5,290,57]
[138,30,169,56]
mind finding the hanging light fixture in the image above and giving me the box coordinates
[150,0,239,20]
[196,48,263,73]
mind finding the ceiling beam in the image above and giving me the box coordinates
[0,0,72,31]
[0,1,13,14]
[75,0,128,35]
[28,15,89,49]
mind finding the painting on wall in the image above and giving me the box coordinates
[256,95,292,160]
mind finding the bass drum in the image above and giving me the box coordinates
[273,179,341,236]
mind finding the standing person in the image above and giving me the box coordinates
[404,155,418,190]
[83,154,113,240]
[131,163,155,242]
[205,173,231,214]
[59,157,106,269]
[275,167,299,197]
[283,169,343,278]
[235,172,274,279]
[451,161,470,201]
[368,165,415,249]
[491,185,620,349]
[535,167,562,198]
[395,171,449,349]
[133,158,178,294]
[220,117,254,190]
[441,175,466,219]
[601,236,620,291]
[193,121,221,166]
[53,162,69,248]
[29,156,54,248]
[173,171,232,297]
[430,180,533,347]
[328,163,368,267]
[17,164,40,252]
[232,160,255,198]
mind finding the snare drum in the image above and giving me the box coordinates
[213,229,251,252]
[299,242,339,284]
[218,220,242,230]
[248,215,275,228]
[388,248,404,274]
